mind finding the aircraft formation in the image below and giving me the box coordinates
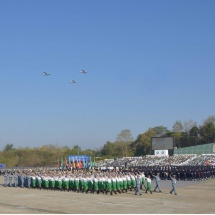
[42,70,87,84]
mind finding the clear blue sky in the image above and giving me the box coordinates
[0,0,214,150]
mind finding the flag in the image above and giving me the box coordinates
[57,159,60,167]
[90,157,92,168]
[83,159,86,168]
[93,156,96,167]
[72,158,75,168]
[64,157,67,166]
[79,160,83,169]
[70,159,72,168]
[76,159,79,168]
[60,157,64,168]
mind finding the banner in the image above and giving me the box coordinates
[68,155,90,168]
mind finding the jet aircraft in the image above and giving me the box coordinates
[42,72,51,76]
[80,70,87,74]
[70,80,77,84]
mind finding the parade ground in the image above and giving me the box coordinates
[0,176,214,214]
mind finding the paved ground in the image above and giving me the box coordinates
[0,176,214,214]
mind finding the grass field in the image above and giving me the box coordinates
[0,176,214,214]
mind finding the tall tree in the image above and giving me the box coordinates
[172,121,184,148]
[199,121,215,144]
[116,129,134,157]
[3,143,15,152]
[189,126,200,146]
[132,128,156,156]
[152,126,170,137]
[183,120,197,133]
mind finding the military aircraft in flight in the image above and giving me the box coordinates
[80,70,87,74]
[42,72,51,76]
[70,80,77,84]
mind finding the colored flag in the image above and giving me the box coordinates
[83,159,86,168]
[72,158,75,168]
[64,157,67,166]
[57,159,60,167]
[60,157,64,168]
[79,160,83,168]
[93,157,96,167]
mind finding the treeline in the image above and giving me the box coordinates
[100,115,215,158]
[0,115,214,167]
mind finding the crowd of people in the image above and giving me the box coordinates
[1,162,215,196]
[98,154,215,169]
[2,168,160,195]
[1,154,215,196]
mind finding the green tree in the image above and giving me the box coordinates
[72,145,81,155]
[132,128,156,156]
[199,121,215,144]
[183,120,197,133]
[152,126,170,137]
[116,129,133,157]
[172,121,184,148]
[100,141,116,158]
[3,143,15,152]
[189,126,200,146]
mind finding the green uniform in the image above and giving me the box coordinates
[116,177,121,190]
[112,178,117,191]
[75,178,80,190]
[63,178,69,190]
[79,177,83,191]
[88,178,93,191]
[36,177,42,188]
[123,177,127,190]
[104,177,108,191]
[43,177,49,189]
[55,177,59,189]
[31,176,36,188]
[83,178,88,191]
[146,178,152,190]
[98,178,103,191]
[58,178,63,189]
[119,178,123,190]
[131,175,136,188]
[49,178,55,189]
[93,178,99,191]
[107,178,112,191]
[69,177,74,190]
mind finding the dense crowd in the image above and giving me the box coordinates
[1,154,215,196]
[97,154,215,168]
[2,168,158,195]
[1,163,215,195]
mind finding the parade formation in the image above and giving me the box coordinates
[1,162,215,196]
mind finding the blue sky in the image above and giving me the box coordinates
[0,0,214,150]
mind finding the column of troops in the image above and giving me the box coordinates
[3,170,155,195]
[2,165,215,195]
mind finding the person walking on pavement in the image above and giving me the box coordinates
[4,172,8,187]
[14,172,18,187]
[135,174,142,195]
[152,173,162,192]
[170,175,177,195]
[9,174,13,187]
